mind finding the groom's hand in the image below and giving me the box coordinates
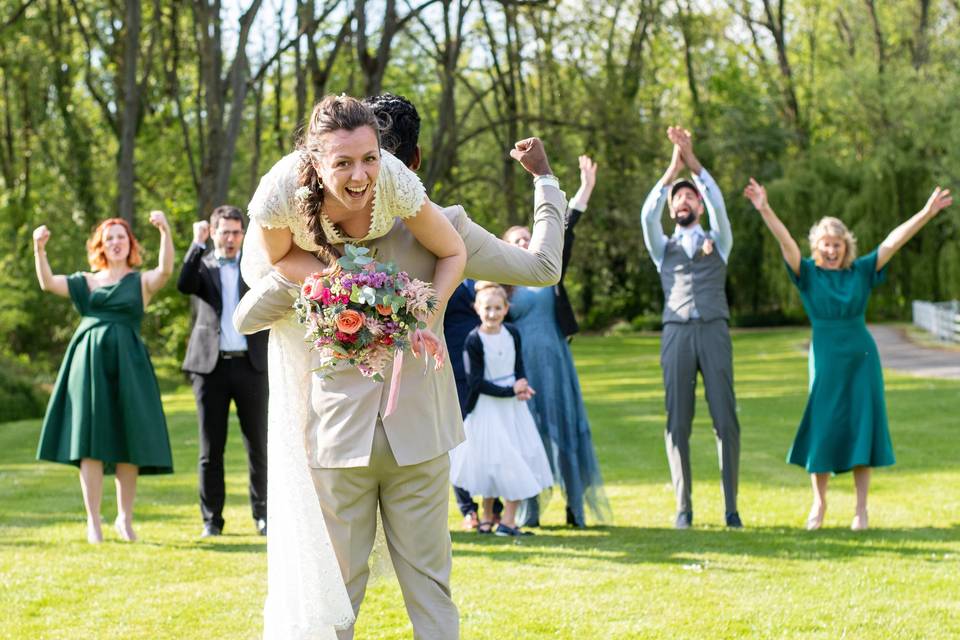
[510,137,553,177]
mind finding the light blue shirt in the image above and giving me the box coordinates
[215,250,248,352]
[640,168,733,272]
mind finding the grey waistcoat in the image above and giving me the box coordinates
[659,237,730,323]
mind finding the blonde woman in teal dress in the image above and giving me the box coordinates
[33,213,175,543]
[744,179,952,531]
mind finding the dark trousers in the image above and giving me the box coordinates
[191,355,268,529]
[661,319,740,515]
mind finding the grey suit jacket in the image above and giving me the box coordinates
[235,182,566,468]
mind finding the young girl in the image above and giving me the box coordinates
[448,281,554,536]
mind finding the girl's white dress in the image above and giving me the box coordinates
[449,328,554,501]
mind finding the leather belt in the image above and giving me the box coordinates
[219,350,248,360]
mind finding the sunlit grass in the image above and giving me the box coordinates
[2,328,958,638]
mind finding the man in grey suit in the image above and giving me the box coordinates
[235,95,565,639]
[640,126,742,530]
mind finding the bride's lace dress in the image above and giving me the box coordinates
[242,149,426,639]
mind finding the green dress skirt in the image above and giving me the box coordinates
[785,249,895,473]
[36,272,173,474]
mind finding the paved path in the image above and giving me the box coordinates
[868,324,960,379]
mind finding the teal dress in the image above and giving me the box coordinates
[786,250,895,473]
[36,272,173,474]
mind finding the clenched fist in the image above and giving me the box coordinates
[33,225,51,251]
[193,220,211,245]
[509,137,553,177]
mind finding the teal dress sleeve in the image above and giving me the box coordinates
[785,257,814,291]
[66,272,90,315]
[853,249,889,289]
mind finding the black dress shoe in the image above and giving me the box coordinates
[725,512,743,528]
[674,511,693,530]
[256,518,267,536]
[201,524,222,538]
[565,506,585,528]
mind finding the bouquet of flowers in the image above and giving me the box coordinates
[294,244,438,382]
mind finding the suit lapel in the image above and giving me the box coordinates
[203,254,224,310]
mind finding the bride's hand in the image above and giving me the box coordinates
[410,327,445,371]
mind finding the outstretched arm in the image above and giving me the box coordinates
[454,137,565,286]
[32,226,69,297]
[744,178,802,275]
[876,187,952,270]
[142,210,175,303]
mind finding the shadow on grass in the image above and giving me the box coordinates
[451,524,960,565]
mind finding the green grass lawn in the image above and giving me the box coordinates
[2,328,958,639]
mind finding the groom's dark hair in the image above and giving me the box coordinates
[364,94,421,166]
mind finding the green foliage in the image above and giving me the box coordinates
[2,0,960,373]
[0,354,48,423]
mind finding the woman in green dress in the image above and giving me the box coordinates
[744,180,952,531]
[33,213,175,543]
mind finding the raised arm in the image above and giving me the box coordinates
[640,143,683,271]
[32,226,69,298]
[569,155,597,216]
[744,178,802,275]
[876,187,952,270]
[671,127,733,260]
[142,210,175,303]
[456,137,565,285]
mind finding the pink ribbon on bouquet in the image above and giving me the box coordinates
[384,349,405,417]
[384,329,432,417]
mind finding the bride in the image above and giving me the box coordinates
[240,95,466,638]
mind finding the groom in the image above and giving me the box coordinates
[640,126,742,530]
[235,94,566,639]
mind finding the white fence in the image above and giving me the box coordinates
[912,300,960,342]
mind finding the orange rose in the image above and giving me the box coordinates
[376,303,394,316]
[336,309,365,335]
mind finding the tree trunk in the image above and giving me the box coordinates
[117,0,141,223]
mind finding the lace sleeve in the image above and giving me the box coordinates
[372,150,427,226]
[248,153,301,230]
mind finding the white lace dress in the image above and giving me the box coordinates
[242,149,426,639]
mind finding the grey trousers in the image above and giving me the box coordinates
[660,319,740,515]
[311,421,459,640]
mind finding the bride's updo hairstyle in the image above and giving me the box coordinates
[297,95,383,253]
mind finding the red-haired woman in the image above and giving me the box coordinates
[33,212,175,543]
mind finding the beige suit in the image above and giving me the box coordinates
[235,183,565,639]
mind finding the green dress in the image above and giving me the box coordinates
[785,249,895,473]
[36,272,173,474]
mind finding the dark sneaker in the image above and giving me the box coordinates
[495,523,534,537]
[725,512,743,529]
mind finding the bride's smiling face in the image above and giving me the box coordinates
[313,126,381,220]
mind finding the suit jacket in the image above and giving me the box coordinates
[462,323,525,416]
[178,243,268,374]
[234,182,567,468]
[555,206,584,338]
[444,279,479,386]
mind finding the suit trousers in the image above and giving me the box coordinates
[191,355,268,529]
[311,421,459,640]
[660,319,740,515]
